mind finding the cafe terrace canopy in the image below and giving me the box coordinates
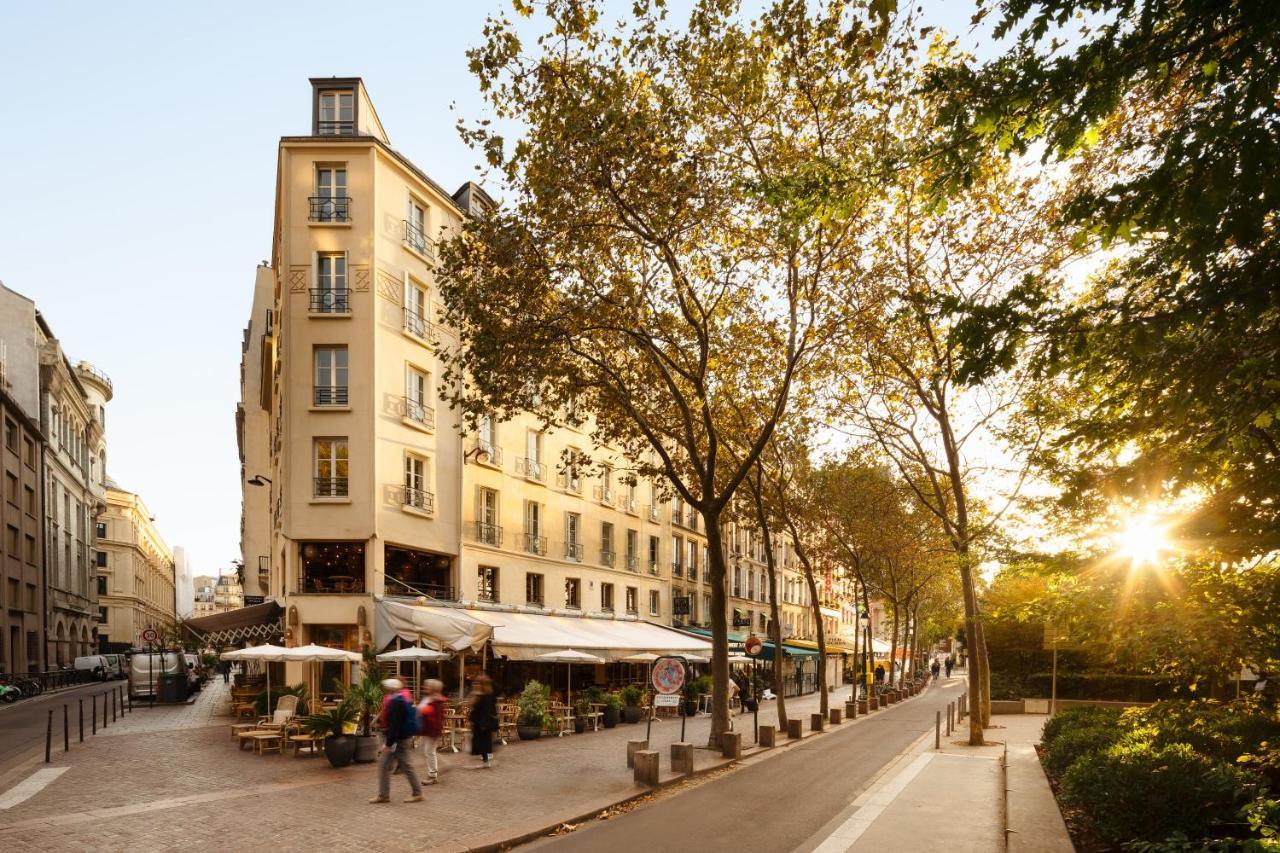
[375,598,713,662]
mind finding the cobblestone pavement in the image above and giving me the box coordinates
[0,685,867,852]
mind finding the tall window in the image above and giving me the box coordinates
[313,167,348,221]
[403,280,429,339]
[600,582,614,612]
[318,90,354,134]
[524,501,543,554]
[688,541,698,581]
[625,529,638,570]
[521,430,544,481]
[648,536,660,574]
[600,522,614,565]
[477,414,497,453]
[314,253,348,313]
[478,566,498,602]
[477,487,499,545]
[314,438,348,496]
[525,572,544,606]
[672,535,683,576]
[405,365,432,427]
[313,346,348,406]
[649,590,660,616]
[600,465,613,502]
[625,586,638,615]
[406,198,429,253]
[403,455,429,510]
[565,512,582,561]
[564,448,581,492]
[564,577,581,609]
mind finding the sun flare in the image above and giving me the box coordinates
[1115,513,1171,567]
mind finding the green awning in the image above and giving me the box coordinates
[677,627,818,661]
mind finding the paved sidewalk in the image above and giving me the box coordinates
[97,679,230,737]
[0,684,852,851]
[1001,714,1073,853]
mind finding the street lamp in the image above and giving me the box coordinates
[247,475,272,487]
[859,607,871,701]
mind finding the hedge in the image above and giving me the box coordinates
[1025,671,1178,701]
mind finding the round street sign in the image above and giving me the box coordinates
[140,628,160,645]
[745,635,763,657]
[652,656,686,695]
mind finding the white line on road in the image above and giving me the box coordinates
[0,767,68,810]
[809,753,935,853]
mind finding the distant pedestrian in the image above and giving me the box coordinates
[930,659,941,681]
[874,665,885,684]
[417,679,445,784]
[370,679,422,804]
[220,660,231,683]
[944,656,954,678]
[469,675,498,769]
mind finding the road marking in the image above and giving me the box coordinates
[809,753,935,853]
[0,768,68,810]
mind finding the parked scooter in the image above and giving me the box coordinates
[0,683,20,703]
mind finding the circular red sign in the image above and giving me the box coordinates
[652,657,686,694]
[745,635,763,657]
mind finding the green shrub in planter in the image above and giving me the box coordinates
[1122,699,1280,762]
[1041,705,1122,748]
[1061,740,1249,846]
[1043,722,1126,774]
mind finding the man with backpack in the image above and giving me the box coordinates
[417,679,445,784]
[370,678,423,804]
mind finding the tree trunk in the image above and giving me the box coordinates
[888,602,900,689]
[955,549,985,745]
[975,617,992,726]
[755,495,788,730]
[861,582,874,699]
[796,546,828,715]
[702,508,731,747]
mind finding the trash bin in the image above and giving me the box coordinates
[159,673,188,703]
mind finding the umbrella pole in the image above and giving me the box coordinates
[266,663,272,716]
[645,662,653,744]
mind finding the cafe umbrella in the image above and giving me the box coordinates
[532,649,605,717]
[375,646,453,700]
[220,643,288,713]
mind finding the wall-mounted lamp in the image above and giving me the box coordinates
[462,446,491,464]
[248,475,272,487]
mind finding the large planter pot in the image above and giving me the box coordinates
[683,700,698,717]
[602,707,620,728]
[353,735,379,763]
[743,698,759,713]
[517,724,543,741]
[323,734,355,768]
[573,717,587,734]
[623,705,642,724]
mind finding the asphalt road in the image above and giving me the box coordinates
[526,677,967,853]
[0,680,128,780]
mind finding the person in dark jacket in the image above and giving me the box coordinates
[469,675,498,769]
[371,679,422,803]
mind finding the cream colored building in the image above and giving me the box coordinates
[191,573,242,617]
[97,481,176,651]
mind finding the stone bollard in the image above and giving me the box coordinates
[627,738,649,768]
[810,713,825,732]
[845,701,857,720]
[786,718,803,740]
[830,708,843,725]
[858,698,869,715]
[633,750,660,786]
[721,731,743,759]
[671,742,694,775]
[759,724,777,748]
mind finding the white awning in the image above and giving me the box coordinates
[375,599,713,663]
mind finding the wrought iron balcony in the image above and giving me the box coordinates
[624,554,639,572]
[646,504,659,523]
[600,549,615,567]
[309,289,350,314]
[687,511,699,531]
[385,576,453,601]
[403,308,436,343]
[403,220,436,258]
[556,472,583,494]
[564,542,584,562]
[671,506,682,524]
[309,195,350,222]
[258,555,269,577]
[520,533,548,556]
[401,486,434,514]
[648,560,659,576]
[314,477,348,498]
[623,494,637,513]
[515,457,546,482]
[314,386,348,406]
[672,561,683,577]
[317,120,355,136]
[474,521,502,547]
[402,397,435,429]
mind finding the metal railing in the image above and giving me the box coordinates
[474,522,502,546]
[402,397,435,429]
[403,308,436,342]
[623,494,637,513]
[258,555,269,577]
[556,472,583,493]
[515,457,546,482]
[309,289,350,314]
[403,220,436,258]
[672,561,683,577]
[309,195,350,222]
[520,533,548,556]
[648,560,659,576]
[624,554,639,572]
[314,477,348,497]
[471,440,503,466]
[564,542,584,561]
[401,486,435,514]
[646,505,659,523]
[687,511,699,531]
[671,506,682,524]
[318,120,355,136]
[385,576,453,601]
[600,549,615,567]
[304,574,364,593]
[314,386,348,406]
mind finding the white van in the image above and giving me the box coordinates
[74,655,110,681]
[102,654,128,680]
[129,651,183,699]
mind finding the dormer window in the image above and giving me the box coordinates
[318,90,354,135]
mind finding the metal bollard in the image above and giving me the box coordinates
[63,704,69,752]
[45,709,52,763]
[103,692,108,728]
[92,694,97,734]
[79,698,84,742]
[111,689,116,722]
[935,710,941,750]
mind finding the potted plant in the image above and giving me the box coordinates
[621,685,643,724]
[303,700,358,768]
[602,692,622,728]
[517,680,549,740]
[682,675,711,716]
[573,697,591,734]
[347,675,384,763]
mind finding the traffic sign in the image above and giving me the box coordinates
[654,694,681,707]
[745,634,763,657]
[140,628,159,645]
[651,656,686,695]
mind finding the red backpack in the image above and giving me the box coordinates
[419,697,444,738]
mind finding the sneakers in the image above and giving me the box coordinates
[404,794,424,803]
[368,796,390,804]
[426,776,439,785]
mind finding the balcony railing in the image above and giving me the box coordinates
[516,457,546,482]
[314,477,348,497]
[648,560,659,576]
[318,120,355,136]
[687,511,699,531]
[624,554,639,572]
[688,566,698,582]
[403,308,436,342]
[314,386,348,406]
[672,561,683,577]
[402,397,435,429]
[470,440,503,467]
[556,472,583,494]
[475,521,502,547]
[385,575,453,601]
[403,220,436,258]
[564,542,584,562]
[623,493,637,513]
[520,533,547,556]
[401,486,434,514]
[258,555,269,577]
[309,195,350,222]
[309,288,350,314]
[304,575,365,593]
[646,505,659,523]
[671,506,682,524]
[600,549,615,567]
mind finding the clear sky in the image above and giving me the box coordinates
[0,1,993,584]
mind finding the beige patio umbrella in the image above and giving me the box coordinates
[533,649,605,707]
[280,644,363,709]
[220,643,288,712]
[376,646,453,700]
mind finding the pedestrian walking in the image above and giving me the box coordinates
[930,659,941,681]
[874,664,885,684]
[370,679,423,804]
[469,674,498,769]
[417,679,445,784]
[944,656,954,678]
[220,660,231,683]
